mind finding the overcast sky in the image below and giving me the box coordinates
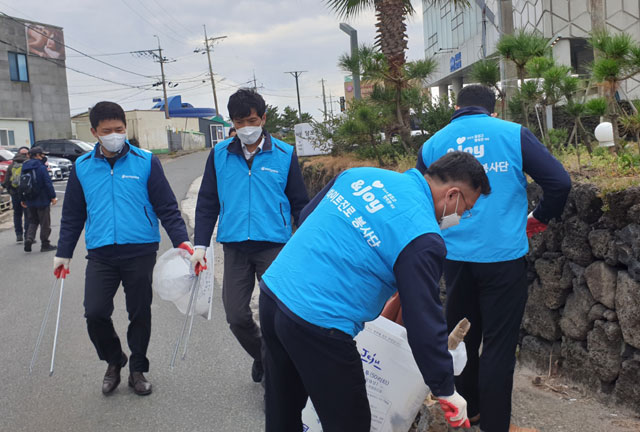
[2,0,428,120]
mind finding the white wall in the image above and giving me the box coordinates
[71,110,204,152]
[0,118,31,147]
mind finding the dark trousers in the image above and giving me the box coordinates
[11,194,29,236]
[84,253,156,372]
[221,245,282,361]
[259,292,370,432]
[26,206,51,244]
[444,258,528,432]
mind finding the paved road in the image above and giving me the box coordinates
[0,151,265,431]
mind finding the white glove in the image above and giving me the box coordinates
[438,391,470,428]
[190,248,206,266]
[53,257,71,278]
[190,247,207,275]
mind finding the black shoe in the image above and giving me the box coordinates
[102,353,128,395]
[40,244,57,252]
[128,372,152,395]
[16,234,23,243]
[251,359,264,383]
[24,240,32,252]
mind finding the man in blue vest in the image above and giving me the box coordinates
[191,89,309,384]
[53,101,192,396]
[417,85,571,432]
[259,151,491,431]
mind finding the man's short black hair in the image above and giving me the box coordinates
[426,151,491,195]
[89,101,127,129]
[456,85,496,114]
[228,127,236,133]
[227,88,266,120]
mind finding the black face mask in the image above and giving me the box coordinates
[41,156,48,163]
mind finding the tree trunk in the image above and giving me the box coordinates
[577,118,594,154]
[376,0,411,153]
[518,67,530,128]
[605,82,621,153]
[395,84,411,153]
[370,133,384,166]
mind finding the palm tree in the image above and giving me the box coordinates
[470,59,506,118]
[338,44,438,151]
[590,29,640,152]
[496,30,550,128]
[326,0,468,147]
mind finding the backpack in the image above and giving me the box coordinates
[9,163,22,189]
[18,168,38,200]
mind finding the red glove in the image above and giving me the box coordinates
[438,391,470,428]
[526,212,548,238]
[53,257,70,279]
[178,241,194,254]
[54,266,70,279]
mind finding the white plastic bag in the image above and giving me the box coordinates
[302,316,430,432]
[153,247,214,318]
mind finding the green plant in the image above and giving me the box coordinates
[590,29,640,152]
[496,30,550,128]
[544,128,569,151]
[338,44,437,151]
[470,59,506,117]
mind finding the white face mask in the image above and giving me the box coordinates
[236,125,263,145]
[99,132,127,153]
[439,194,461,230]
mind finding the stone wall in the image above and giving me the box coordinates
[299,157,640,416]
[521,184,640,414]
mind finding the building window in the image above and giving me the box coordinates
[0,129,16,147]
[8,52,29,82]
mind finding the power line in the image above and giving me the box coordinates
[0,12,157,79]
[0,37,153,89]
[149,0,194,34]
[119,0,187,45]
[135,0,192,43]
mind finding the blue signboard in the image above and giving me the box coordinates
[450,52,462,72]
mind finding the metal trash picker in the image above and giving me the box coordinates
[30,268,69,376]
[170,273,201,369]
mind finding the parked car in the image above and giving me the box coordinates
[46,160,63,181]
[0,149,14,187]
[47,156,72,178]
[35,139,95,161]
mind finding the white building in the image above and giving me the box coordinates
[423,0,640,98]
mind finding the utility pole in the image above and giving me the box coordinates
[320,79,328,121]
[252,71,258,90]
[198,25,227,117]
[285,70,307,121]
[154,35,170,119]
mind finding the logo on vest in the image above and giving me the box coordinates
[351,180,385,213]
[121,174,140,180]
[448,135,486,158]
[260,167,279,174]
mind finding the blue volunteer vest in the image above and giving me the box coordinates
[262,167,442,336]
[421,114,528,262]
[75,144,161,250]
[214,137,293,243]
